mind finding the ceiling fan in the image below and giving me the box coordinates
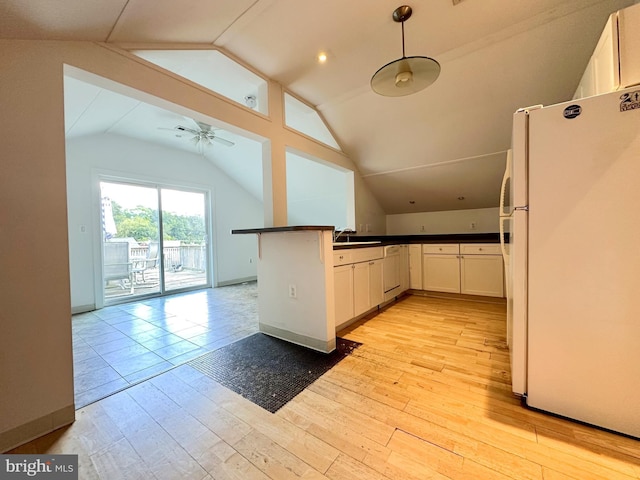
[160,119,235,150]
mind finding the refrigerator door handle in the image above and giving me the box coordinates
[499,216,509,262]
[499,149,512,217]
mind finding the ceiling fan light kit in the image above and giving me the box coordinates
[371,5,441,97]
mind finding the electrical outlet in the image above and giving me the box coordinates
[366,224,371,232]
[420,225,425,232]
[249,257,253,263]
[289,284,297,298]
[470,221,477,230]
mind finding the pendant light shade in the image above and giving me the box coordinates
[371,5,440,97]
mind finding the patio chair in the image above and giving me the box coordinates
[132,241,160,284]
[104,241,133,293]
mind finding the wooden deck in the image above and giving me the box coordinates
[105,268,207,301]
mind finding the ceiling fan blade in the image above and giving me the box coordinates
[176,125,199,135]
[212,136,235,147]
[189,136,200,145]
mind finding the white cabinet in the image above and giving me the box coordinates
[399,245,410,293]
[333,247,383,328]
[574,13,618,100]
[422,244,461,294]
[334,264,354,327]
[422,243,504,297]
[460,244,504,297]
[409,244,423,289]
[354,259,383,317]
[618,4,640,90]
[573,4,640,100]
[370,259,384,308]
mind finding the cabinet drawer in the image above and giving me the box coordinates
[333,247,383,266]
[423,244,459,255]
[350,246,383,264]
[460,243,501,255]
[333,251,353,266]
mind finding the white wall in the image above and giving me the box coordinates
[355,175,387,234]
[286,152,350,228]
[66,134,262,310]
[256,230,335,352]
[386,208,500,235]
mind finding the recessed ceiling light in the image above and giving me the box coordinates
[317,52,328,64]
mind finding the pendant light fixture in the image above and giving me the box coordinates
[371,5,440,97]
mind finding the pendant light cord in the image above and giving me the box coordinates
[401,21,406,58]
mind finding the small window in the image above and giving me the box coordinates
[131,49,268,115]
[284,93,341,150]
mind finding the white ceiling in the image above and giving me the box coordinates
[1,0,635,214]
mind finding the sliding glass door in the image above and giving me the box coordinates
[100,181,209,304]
[161,188,208,293]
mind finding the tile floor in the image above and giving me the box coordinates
[72,282,258,408]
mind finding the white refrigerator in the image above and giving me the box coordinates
[500,87,640,438]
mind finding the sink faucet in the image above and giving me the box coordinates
[333,228,355,243]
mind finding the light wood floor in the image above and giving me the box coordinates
[11,294,640,479]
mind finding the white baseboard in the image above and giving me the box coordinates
[1,404,75,453]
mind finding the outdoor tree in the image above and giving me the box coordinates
[111,200,204,244]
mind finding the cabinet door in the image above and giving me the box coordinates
[423,254,460,293]
[573,13,619,100]
[369,259,384,307]
[592,14,619,95]
[353,262,370,317]
[409,244,422,289]
[460,255,504,297]
[334,265,354,326]
[619,4,640,89]
[399,245,410,292]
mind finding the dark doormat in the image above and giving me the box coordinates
[187,333,361,413]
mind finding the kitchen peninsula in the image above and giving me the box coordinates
[233,226,504,354]
[231,226,337,353]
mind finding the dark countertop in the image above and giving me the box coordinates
[232,225,334,234]
[333,233,502,249]
[231,226,504,247]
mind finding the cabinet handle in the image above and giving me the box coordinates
[439,247,442,251]
[369,261,374,265]
[479,248,483,251]
[339,255,344,260]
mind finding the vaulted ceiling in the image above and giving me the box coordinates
[1,0,635,213]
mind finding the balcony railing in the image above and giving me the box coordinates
[105,243,208,302]
[131,244,206,271]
